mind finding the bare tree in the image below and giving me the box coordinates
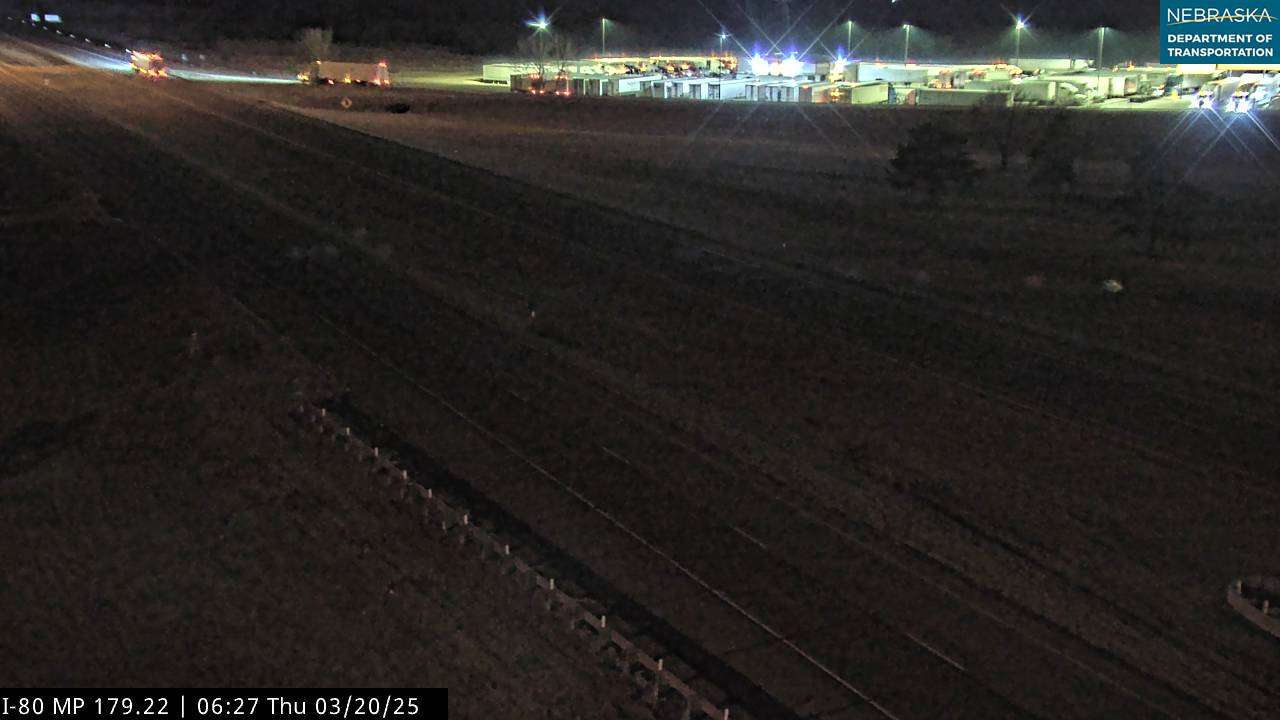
[550,34,575,73]
[516,33,550,78]
[970,102,1024,171]
[298,27,334,62]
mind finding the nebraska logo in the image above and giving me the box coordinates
[1167,7,1276,23]
[1161,1,1280,61]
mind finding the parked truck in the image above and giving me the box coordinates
[129,51,168,79]
[1189,77,1239,109]
[298,60,390,86]
[1226,74,1279,112]
[510,71,570,95]
[1011,79,1057,104]
[913,87,1013,107]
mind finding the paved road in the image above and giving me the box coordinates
[2,31,1276,720]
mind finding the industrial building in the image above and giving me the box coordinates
[482,51,1277,110]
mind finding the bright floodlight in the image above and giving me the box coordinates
[1016,18,1027,30]
[527,15,549,31]
[780,55,803,77]
[750,55,770,76]
[902,23,912,29]
[719,32,728,40]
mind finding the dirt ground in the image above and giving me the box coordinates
[0,136,655,718]
[194,82,1280,715]
[4,47,1278,718]
[243,85,1279,398]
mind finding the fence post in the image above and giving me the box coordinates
[648,658,664,706]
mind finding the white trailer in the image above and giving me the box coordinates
[856,63,929,84]
[482,62,530,83]
[301,61,390,86]
[913,87,1013,107]
[1015,58,1091,73]
[1226,74,1280,112]
[1191,77,1241,110]
[842,81,889,104]
[610,73,663,96]
[1012,79,1057,103]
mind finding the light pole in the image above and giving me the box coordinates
[1096,26,1107,98]
[902,23,912,64]
[1014,18,1026,64]
[719,31,728,54]
[600,18,608,57]
[846,20,853,54]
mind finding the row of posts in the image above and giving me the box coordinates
[299,405,737,720]
[1235,579,1274,616]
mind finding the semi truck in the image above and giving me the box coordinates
[511,71,570,95]
[1190,77,1240,109]
[1226,75,1279,112]
[913,87,1013,107]
[298,61,390,86]
[129,51,168,79]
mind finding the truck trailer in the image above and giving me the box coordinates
[511,72,569,95]
[1191,77,1240,110]
[913,87,1013,107]
[1226,75,1279,112]
[299,61,390,86]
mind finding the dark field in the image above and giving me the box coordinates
[2,29,1279,720]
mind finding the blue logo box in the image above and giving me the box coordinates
[1161,1,1280,63]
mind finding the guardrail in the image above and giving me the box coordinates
[295,404,744,720]
[1226,576,1280,640]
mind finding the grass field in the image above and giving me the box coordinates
[0,117,658,717]
[246,84,1280,397]
[5,39,1279,716]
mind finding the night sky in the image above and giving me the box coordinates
[40,1,1165,58]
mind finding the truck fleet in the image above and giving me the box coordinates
[298,60,390,86]
[129,51,167,79]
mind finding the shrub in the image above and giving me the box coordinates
[888,121,979,193]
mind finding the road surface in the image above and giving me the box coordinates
[2,30,1276,720]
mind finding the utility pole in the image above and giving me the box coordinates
[601,18,607,57]
[1014,18,1025,65]
[847,20,853,55]
[902,24,912,64]
[1096,26,1106,98]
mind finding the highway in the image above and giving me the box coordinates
[2,29,1277,720]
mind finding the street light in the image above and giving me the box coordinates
[902,23,912,64]
[526,15,549,31]
[846,20,853,55]
[719,31,729,53]
[1014,18,1026,64]
[1096,26,1107,98]
[600,18,608,57]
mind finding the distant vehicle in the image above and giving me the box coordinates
[1190,77,1240,110]
[298,61,390,86]
[1157,72,1214,97]
[1228,75,1279,112]
[510,71,570,96]
[510,72,547,94]
[129,51,168,79]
